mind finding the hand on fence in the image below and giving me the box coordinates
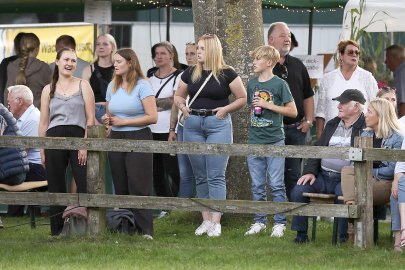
[297,174,316,185]
[168,132,177,141]
[78,149,87,166]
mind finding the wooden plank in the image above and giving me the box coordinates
[362,148,405,162]
[0,135,352,159]
[303,193,335,199]
[354,137,374,249]
[86,126,106,235]
[0,192,358,218]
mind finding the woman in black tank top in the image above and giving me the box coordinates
[82,34,117,124]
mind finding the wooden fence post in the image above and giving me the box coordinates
[86,125,106,234]
[354,136,373,249]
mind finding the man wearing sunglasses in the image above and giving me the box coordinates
[268,22,314,200]
[385,44,405,117]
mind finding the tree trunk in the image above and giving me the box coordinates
[192,0,264,199]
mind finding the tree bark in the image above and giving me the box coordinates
[192,0,264,199]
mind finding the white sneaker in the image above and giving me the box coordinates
[142,234,154,240]
[244,222,266,236]
[270,223,286,238]
[207,223,221,237]
[195,220,213,236]
[157,211,169,219]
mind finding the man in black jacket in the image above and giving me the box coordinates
[290,89,366,243]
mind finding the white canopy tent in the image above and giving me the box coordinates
[342,0,405,40]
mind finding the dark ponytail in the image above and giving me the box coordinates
[49,47,76,99]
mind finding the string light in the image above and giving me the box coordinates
[117,0,343,13]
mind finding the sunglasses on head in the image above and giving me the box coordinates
[345,49,360,56]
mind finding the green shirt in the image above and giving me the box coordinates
[247,75,294,144]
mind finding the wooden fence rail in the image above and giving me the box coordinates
[0,126,402,249]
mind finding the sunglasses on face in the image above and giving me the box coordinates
[345,49,360,56]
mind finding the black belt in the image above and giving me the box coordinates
[284,121,301,129]
[190,109,216,117]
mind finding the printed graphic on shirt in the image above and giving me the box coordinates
[251,89,273,128]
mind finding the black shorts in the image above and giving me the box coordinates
[26,163,47,182]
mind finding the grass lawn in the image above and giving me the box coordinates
[0,211,404,270]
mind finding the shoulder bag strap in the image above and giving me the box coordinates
[155,73,177,98]
[187,72,213,107]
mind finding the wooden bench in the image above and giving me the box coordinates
[0,180,48,228]
[303,192,341,245]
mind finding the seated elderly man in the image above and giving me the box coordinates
[290,89,366,243]
[6,85,47,216]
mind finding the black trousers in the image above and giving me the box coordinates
[45,125,87,236]
[152,132,180,197]
[108,128,154,236]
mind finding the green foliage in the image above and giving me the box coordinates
[0,212,405,269]
[345,0,392,84]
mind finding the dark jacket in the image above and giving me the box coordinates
[302,113,366,176]
[0,103,29,185]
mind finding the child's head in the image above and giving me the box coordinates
[250,45,280,68]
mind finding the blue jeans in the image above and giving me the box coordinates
[391,174,405,230]
[177,125,195,198]
[284,126,306,200]
[290,169,347,239]
[95,104,106,124]
[183,114,232,200]
[247,140,287,225]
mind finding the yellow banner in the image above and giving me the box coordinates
[2,24,95,64]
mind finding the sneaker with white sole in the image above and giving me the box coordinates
[270,223,286,238]
[195,220,213,236]
[207,223,221,237]
[244,222,266,236]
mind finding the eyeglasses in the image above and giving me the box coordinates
[280,64,288,79]
[345,49,360,56]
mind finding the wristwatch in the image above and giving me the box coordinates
[169,128,176,132]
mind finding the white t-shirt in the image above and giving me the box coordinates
[316,66,378,123]
[149,71,182,133]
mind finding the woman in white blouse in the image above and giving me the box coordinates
[315,40,378,139]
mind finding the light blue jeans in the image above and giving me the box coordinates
[247,140,287,225]
[177,125,195,198]
[391,174,405,230]
[183,114,232,200]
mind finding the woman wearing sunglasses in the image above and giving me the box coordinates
[315,40,378,139]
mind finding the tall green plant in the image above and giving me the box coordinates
[343,0,392,83]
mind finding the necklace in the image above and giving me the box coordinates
[57,79,73,96]
[157,67,175,84]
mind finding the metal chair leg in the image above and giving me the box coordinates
[29,205,36,229]
[332,218,338,245]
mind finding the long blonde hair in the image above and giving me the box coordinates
[111,48,145,94]
[191,34,231,83]
[368,98,402,138]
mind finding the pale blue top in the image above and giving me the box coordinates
[17,104,41,164]
[106,79,154,131]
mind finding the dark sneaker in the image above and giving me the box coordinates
[293,235,309,244]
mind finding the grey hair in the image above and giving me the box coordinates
[7,85,34,105]
[347,100,364,112]
[267,22,289,40]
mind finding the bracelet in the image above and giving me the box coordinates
[305,120,313,127]
[169,128,176,132]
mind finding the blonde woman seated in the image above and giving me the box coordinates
[341,98,403,206]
